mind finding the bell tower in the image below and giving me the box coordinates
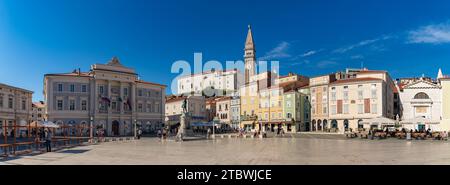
[244,25,256,84]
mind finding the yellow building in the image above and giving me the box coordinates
[440,77,450,131]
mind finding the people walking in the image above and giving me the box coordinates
[44,129,52,152]
[138,129,142,140]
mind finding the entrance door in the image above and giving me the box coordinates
[112,121,120,136]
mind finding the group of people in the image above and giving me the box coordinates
[157,128,169,140]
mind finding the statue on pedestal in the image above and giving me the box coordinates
[176,98,189,141]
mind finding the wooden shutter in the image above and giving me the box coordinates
[337,100,343,114]
[364,99,370,113]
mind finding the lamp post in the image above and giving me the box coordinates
[213,116,219,139]
[134,119,137,138]
[89,116,93,143]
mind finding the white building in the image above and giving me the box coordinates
[165,95,206,127]
[32,101,46,122]
[399,78,442,131]
[177,69,241,96]
[44,57,166,136]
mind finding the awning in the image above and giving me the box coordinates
[362,117,396,125]
[42,121,60,128]
[400,117,440,124]
[241,121,255,125]
[29,121,44,128]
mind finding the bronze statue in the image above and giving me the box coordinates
[182,98,188,113]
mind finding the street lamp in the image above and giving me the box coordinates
[134,119,137,138]
[89,116,93,143]
[213,116,219,139]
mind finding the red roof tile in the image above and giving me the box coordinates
[330,77,382,85]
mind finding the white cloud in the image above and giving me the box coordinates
[316,60,338,68]
[301,50,318,57]
[333,35,392,53]
[259,41,291,61]
[407,22,450,44]
[290,60,310,66]
[351,55,364,60]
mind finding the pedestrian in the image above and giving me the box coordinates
[138,129,142,139]
[45,129,52,152]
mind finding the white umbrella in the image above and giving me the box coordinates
[362,117,396,125]
[400,117,440,124]
[42,121,60,128]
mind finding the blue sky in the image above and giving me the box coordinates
[1,0,450,101]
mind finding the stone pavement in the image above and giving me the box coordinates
[2,137,450,165]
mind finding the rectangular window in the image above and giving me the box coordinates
[58,84,63,92]
[111,102,117,110]
[57,100,63,110]
[331,92,336,101]
[358,104,363,114]
[155,103,160,113]
[21,99,26,110]
[147,104,151,112]
[70,84,75,92]
[331,105,337,115]
[124,88,128,96]
[82,85,87,92]
[8,97,13,109]
[138,90,143,96]
[323,103,327,114]
[0,94,3,108]
[81,100,87,111]
[371,104,378,114]
[69,100,75,110]
[138,103,143,112]
[371,84,377,99]
[99,86,104,95]
[343,104,349,114]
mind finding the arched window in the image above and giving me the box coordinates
[331,120,338,128]
[344,119,349,131]
[414,92,430,99]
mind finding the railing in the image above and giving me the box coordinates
[1,122,93,159]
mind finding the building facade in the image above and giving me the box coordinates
[310,74,336,131]
[399,78,442,131]
[230,96,240,129]
[165,95,206,127]
[32,101,46,122]
[215,96,232,125]
[328,70,396,133]
[0,83,33,136]
[440,75,450,131]
[177,69,240,96]
[44,57,166,136]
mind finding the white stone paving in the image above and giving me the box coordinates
[3,137,450,165]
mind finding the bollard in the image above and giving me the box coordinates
[228,135,232,138]
[251,135,254,138]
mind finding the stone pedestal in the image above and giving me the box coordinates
[176,112,195,141]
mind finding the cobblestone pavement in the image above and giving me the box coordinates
[2,137,450,165]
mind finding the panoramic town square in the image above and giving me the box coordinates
[2,1,450,167]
